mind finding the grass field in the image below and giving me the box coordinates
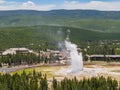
[11,66,68,78]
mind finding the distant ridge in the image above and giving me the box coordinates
[0,9,120,19]
[0,9,120,32]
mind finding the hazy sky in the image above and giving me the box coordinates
[0,0,120,11]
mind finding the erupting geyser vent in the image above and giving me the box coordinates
[65,39,83,73]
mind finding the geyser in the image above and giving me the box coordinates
[65,39,83,73]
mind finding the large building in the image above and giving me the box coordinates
[90,55,120,60]
[2,48,33,55]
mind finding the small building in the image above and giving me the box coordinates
[0,51,2,56]
[90,55,105,61]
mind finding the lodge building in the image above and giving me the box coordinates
[90,55,120,61]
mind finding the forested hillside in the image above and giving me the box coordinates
[0,10,120,51]
[0,10,120,32]
[0,25,120,50]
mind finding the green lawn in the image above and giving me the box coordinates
[11,66,64,78]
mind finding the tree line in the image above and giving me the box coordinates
[0,53,53,67]
[52,76,120,90]
[0,70,48,90]
[0,70,119,90]
[0,50,120,67]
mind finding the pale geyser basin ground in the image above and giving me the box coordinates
[51,64,120,82]
[11,62,120,82]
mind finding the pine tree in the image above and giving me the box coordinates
[52,77,57,90]
[40,75,48,90]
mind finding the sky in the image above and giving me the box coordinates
[0,0,120,11]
